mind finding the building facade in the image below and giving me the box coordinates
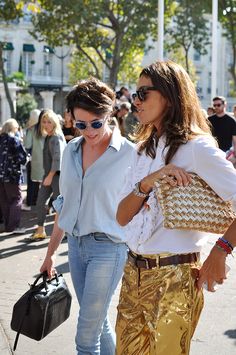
[0,15,71,125]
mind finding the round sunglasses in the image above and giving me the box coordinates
[132,86,159,101]
[75,117,106,130]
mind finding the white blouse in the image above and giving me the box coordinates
[120,135,236,254]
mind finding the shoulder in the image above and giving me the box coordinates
[187,134,217,149]
[120,136,135,151]
[225,114,236,123]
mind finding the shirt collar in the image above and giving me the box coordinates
[108,127,122,151]
[71,127,123,152]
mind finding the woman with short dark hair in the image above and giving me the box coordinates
[40,77,135,354]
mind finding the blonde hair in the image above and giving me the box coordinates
[1,118,19,135]
[41,109,63,136]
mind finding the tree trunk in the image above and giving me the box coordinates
[109,32,123,89]
[0,44,16,118]
[229,44,236,92]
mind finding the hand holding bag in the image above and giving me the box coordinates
[11,272,72,350]
[155,173,236,234]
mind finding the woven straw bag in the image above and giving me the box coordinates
[155,173,236,234]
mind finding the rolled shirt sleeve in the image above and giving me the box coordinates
[53,194,64,214]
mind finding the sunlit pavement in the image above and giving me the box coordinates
[0,186,235,354]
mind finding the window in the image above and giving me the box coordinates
[2,42,14,75]
[43,46,53,77]
[22,44,35,77]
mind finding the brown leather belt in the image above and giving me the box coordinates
[128,250,200,269]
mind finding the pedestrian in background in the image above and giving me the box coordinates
[208,96,236,152]
[27,109,66,241]
[22,109,44,211]
[115,60,236,355]
[40,77,134,354]
[0,119,27,233]
[62,110,76,143]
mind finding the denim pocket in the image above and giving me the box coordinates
[93,234,110,242]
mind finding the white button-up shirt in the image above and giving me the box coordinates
[53,128,134,243]
[120,135,236,254]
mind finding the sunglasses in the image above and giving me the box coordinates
[75,117,106,130]
[132,86,159,101]
[213,103,223,108]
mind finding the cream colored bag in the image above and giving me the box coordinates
[155,174,236,234]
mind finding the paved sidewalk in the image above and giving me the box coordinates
[0,190,236,354]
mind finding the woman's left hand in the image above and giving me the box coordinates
[140,163,192,193]
[197,246,228,292]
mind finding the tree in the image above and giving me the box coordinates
[16,93,37,127]
[165,0,210,73]
[218,1,236,92]
[0,1,24,117]
[31,0,174,88]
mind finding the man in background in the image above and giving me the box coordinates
[208,96,236,152]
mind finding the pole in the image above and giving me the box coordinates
[211,0,218,98]
[53,48,70,114]
[157,0,164,60]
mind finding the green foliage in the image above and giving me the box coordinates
[218,1,236,91]
[167,47,198,84]
[16,93,37,127]
[165,0,210,73]
[30,0,171,87]
[68,48,103,85]
[0,0,23,21]
[7,72,29,88]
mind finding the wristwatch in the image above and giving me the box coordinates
[133,181,149,198]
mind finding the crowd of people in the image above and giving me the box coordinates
[1,60,236,355]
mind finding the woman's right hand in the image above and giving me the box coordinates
[140,163,192,194]
[40,254,56,279]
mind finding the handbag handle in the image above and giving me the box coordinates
[31,272,59,292]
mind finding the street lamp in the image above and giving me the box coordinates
[45,46,70,114]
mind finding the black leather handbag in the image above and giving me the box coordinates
[11,272,72,350]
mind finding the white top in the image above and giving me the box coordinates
[120,135,236,254]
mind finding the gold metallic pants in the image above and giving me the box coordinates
[116,254,204,355]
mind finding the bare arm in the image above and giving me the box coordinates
[232,136,236,155]
[117,164,192,226]
[40,213,65,278]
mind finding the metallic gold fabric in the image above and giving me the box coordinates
[116,254,204,355]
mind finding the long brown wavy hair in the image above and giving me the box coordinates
[133,61,212,164]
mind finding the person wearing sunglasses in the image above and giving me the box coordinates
[208,96,236,153]
[115,61,236,355]
[39,77,134,354]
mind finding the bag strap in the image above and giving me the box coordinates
[13,294,32,351]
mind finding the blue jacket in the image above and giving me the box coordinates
[0,133,27,184]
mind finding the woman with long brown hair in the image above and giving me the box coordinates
[116,61,236,354]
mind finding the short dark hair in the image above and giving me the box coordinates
[212,96,226,104]
[66,77,115,118]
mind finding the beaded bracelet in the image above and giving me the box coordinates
[215,238,233,255]
[219,237,234,251]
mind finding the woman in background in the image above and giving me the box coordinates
[62,110,76,143]
[23,109,45,210]
[28,110,66,241]
[0,119,27,233]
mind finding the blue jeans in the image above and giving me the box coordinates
[68,233,127,355]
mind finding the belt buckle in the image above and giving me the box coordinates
[144,258,150,269]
